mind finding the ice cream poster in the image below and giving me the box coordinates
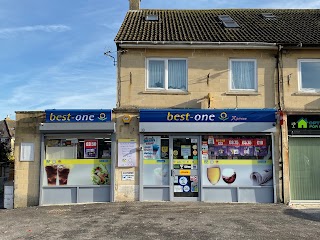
[143,136,161,160]
[118,139,137,167]
[84,140,98,158]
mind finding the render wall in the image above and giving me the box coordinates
[118,48,277,109]
[282,49,320,111]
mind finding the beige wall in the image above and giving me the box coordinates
[282,49,320,111]
[114,110,140,201]
[118,48,277,109]
[14,111,45,208]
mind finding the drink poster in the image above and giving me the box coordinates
[118,139,137,167]
[143,136,161,160]
[43,159,111,186]
[143,136,169,185]
[84,140,98,158]
[202,135,273,187]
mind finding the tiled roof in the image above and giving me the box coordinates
[115,9,320,45]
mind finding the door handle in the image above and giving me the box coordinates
[171,169,175,177]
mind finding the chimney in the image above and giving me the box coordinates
[129,0,140,10]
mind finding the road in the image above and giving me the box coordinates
[0,202,319,240]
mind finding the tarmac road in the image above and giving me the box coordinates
[0,202,319,240]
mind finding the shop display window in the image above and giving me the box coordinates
[143,135,169,185]
[43,138,112,187]
[202,135,272,160]
[202,135,273,188]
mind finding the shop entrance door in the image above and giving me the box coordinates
[171,136,200,201]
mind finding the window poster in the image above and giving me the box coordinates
[84,140,98,158]
[143,136,161,160]
[118,139,137,167]
[201,135,273,188]
[143,136,169,186]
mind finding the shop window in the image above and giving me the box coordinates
[147,58,187,91]
[201,135,273,187]
[298,59,320,92]
[142,135,169,185]
[229,59,257,91]
[44,138,111,186]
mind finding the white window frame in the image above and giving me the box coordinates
[298,59,320,93]
[229,59,257,92]
[146,58,188,91]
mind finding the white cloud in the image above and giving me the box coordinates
[0,24,71,38]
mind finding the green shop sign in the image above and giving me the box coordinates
[287,115,320,134]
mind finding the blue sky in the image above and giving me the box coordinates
[0,0,319,120]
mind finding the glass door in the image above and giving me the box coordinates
[171,136,199,201]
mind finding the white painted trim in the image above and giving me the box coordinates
[298,59,320,93]
[146,58,188,91]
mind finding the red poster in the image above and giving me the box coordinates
[227,138,240,146]
[84,140,98,158]
[214,138,227,146]
[254,138,267,146]
[240,139,254,146]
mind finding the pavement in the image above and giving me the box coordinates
[0,202,320,240]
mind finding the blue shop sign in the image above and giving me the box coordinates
[140,109,276,123]
[45,109,112,123]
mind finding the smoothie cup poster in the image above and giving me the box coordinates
[43,159,111,186]
[84,140,98,158]
[143,136,161,160]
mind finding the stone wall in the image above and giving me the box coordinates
[14,111,45,208]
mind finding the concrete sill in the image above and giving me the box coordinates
[141,91,190,95]
[224,92,260,96]
[292,92,320,96]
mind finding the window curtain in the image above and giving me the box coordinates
[148,60,164,88]
[168,60,187,90]
[231,61,255,90]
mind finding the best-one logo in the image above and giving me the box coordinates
[167,112,215,122]
[49,113,95,122]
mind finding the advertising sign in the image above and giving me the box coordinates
[43,159,111,186]
[139,109,276,123]
[287,115,320,134]
[143,136,169,186]
[84,140,98,158]
[118,139,137,167]
[202,136,273,187]
[45,109,112,123]
[143,136,161,160]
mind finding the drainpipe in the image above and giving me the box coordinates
[276,44,284,203]
[116,44,121,108]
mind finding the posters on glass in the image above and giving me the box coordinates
[84,140,98,158]
[143,136,169,185]
[43,159,111,186]
[143,136,161,159]
[118,139,137,167]
[202,136,273,187]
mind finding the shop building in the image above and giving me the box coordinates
[139,109,277,203]
[114,6,290,203]
[280,50,320,204]
[14,110,115,207]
